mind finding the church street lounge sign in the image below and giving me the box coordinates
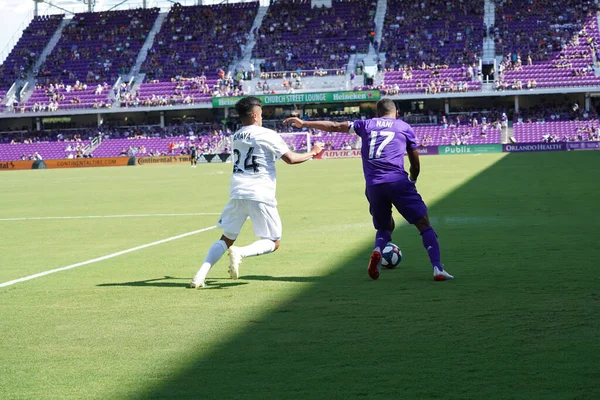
[212,90,381,107]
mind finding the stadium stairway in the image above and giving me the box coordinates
[482,0,496,63]
[311,0,332,7]
[374,0,387,50]
[232,5,270,73]
[358,0,387,79]
[32,17,71,75]
[3,17,70,109]
[1,83,14,108]
[595,12,600,71]
[126,12,167,81]
[113,73,145,109]
[504,126,513,143]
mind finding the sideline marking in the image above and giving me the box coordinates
[0,213,220,222]
[0,226,217,288]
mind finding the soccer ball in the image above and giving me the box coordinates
[381,243,402,269]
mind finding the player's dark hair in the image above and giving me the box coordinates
[376,98,396,117]
[235,96,262,120]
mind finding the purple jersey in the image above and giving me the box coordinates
[350,117,417,186]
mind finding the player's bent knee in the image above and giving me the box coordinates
[220,234,237,247]
[414,215,431,233]
[388,218,395,232]
[268,239,280,251]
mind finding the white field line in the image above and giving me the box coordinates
[0,213,220,222]
[0,225,217,288]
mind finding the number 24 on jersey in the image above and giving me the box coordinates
[233,147,259,173]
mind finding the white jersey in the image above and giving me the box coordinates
[229,125,290,206]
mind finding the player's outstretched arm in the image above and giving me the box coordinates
[283,117,350,133]
[281,142,324,165]
[407,148,421,182]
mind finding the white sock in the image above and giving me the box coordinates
[237,239,276,258]
[193,240,228,282]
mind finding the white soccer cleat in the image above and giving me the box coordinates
[228,246,242,280]
[433,266,454,281]
[189,279,207,289]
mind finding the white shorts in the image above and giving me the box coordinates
[217,199,282,241]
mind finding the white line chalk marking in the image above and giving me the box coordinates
[0,213,220,222]
[0,225,217,288]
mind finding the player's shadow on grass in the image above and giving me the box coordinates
[97,276,248,289]
[125,153,600,399]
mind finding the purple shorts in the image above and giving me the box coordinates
[365,180,427,228]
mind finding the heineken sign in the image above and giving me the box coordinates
[212,90,381,107]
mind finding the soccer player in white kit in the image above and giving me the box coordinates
[190,97,323,288]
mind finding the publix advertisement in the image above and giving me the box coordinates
[313,141,599,160]
[438,144,502,155]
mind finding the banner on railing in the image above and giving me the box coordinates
[212,90,381,107]
[316,149,361,159]
[502,143,566,152]
[566,141,600,151]
[416,146,439,155]
[0,160,35,171]
[136,154,231,165]
[41,157,136,168]
[314,146,439,159]
[438,144,503,155]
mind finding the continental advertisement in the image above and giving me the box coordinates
[0,160,36,171]
[137,155,192,165]
[41,157,136,168]
[136,154,232,165]
[438,144,503,155]
[212,90,381,107]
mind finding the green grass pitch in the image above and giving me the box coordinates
[0,152,599,399]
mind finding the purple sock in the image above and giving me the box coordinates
[375,229,392,252]
[420,226,443,269]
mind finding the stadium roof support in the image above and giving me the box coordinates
[32,0,258,16]
[34,1,77,16]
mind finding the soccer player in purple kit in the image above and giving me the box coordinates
[283,98,453,281]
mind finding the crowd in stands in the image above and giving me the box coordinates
[493,0,597,60]
[122,73,246,108]
[4,1,600,116]
[142,2,257,82]
[514,102,597,123]
[1,131,89,160]
[493,1,600,90]
[3,131,85,144]
[37,8,159,85]
[254,0,374,72]
[381,0,484,69]
[380,62,481,95]
[255,72,305,94]
[258,68,345,80]
[541,123,600,143]
[26,81,112,112]
[115,136,222,157]
[18,151,45,161]
[0,122,230,161]
[0,15,64,91]
[8,8,159,113]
